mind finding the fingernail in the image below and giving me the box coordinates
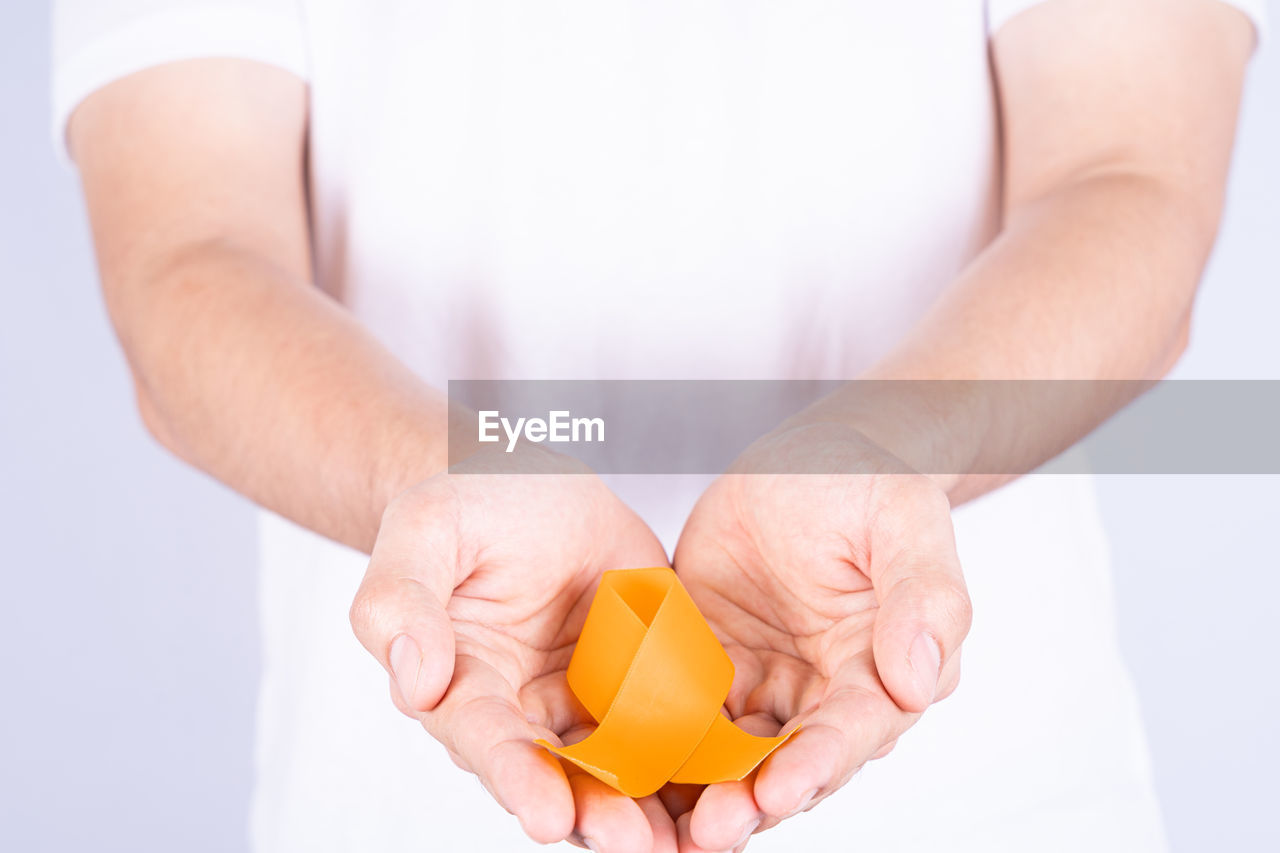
[389,634,422,705]
[783,788,819,819]
[732,817,761,848]
[909,632,942,704]
[582,838,599,852]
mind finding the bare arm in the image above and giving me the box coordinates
[804,0,1257,501]
[71,61,688,847]
[70,59,448,552]
[675,7,1258,845]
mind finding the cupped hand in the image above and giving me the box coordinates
[671,424,972,852]
[349,447,677,852]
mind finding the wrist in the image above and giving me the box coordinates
[781,380,995,500]
[363,407,468,552]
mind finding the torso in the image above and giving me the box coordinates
[303,0,1000,382]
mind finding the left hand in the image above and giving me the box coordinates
[669,423,972,851]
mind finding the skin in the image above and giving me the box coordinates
[66,1,1254,851]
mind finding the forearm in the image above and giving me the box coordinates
[796,172,1216,503]
[64,62,436,551]
[114,241,449,553]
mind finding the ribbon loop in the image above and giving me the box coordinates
[537,568,793,798]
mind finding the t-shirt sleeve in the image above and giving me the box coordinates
[51,0,309,162]
[987,0,1269,45]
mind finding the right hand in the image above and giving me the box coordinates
[670,424,971,852]
[350,448,676,852]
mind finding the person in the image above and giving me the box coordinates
[54,0,1264,850]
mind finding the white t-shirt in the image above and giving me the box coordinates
[53,2,1267,851]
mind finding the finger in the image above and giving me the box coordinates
[567,769,654,853]
[677,809,758,853]
[350,490,461,712]
[637,793,680,853]
[676,811,719,853]
[688,782,761,852]
[869,737,898,760]
[867,483,972,712]
[423,654,576,844]
[351,575,455,712]
[687,713,776,851]
[753,657,912,820]
[519,670,590,737]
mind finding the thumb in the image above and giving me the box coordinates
[351,575,456,713]
[349,495,460,713]
[869,494,972,714]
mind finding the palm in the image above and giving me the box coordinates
[435,498,660,749]
[676,474,908,766]
[443,541,607,703]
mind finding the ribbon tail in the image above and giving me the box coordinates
[669,714,794,785]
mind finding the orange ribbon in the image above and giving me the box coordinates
[537,567,793,798]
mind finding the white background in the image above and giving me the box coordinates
[1,1,1277,850]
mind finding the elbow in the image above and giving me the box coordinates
[1134,177,1218,380]
[1178,188,1228,275]
[134,379,170,448]
[103,256,207,464]
[1154,182,1219,379]
[1149,310,1193,380]
[132,372,187,460]
[106,284,184,457]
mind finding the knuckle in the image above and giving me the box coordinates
[348,586,376,637]
[870,738,898,760]
[883,572,973,646]
[940,578,974,634]
[926,575,973,641]
[441,744,473,774]
[912,478,953,515]
[436,693,511,758]
[348,576,395,641]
